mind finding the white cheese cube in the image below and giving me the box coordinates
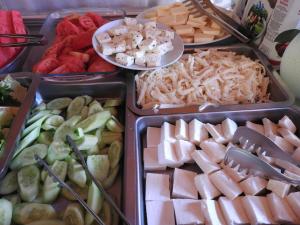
[111,34,127,44]
[144,147,166,171]
[175,140,195,164]
[158,30,175,43]
[124,17,137,26]
[96,32,111,44]
[221,118,238,141]
[146,200,175,225]
[145,21,157,29]
[115,53,134,66]
[191,150,220,174]
[205,123,227,144]
[158,141,182,168]
[199,139,226,163]
[114,40,126,53]
[144,28,161,40]
[218,197,250,225]
[127,23,144,32]
[209,170,243,200]
[268,134,294,154]
[160,122,176,143]
[147,127,161,147]
[145,173,170,200]
[220,161,248,183]
[292,147,300,162]
[175,119,188,140]
[145,52,161,67]
[262,118,278,137]
[194,174,221,200]
[246,121,264,135]
[153,41,173,55]
[129,31,143,48]
[200,200,227,225]
[267,192,298,224]
[101,42,115,55]
[188,119,208,145]
[278,127,300,147]
[267,179,291,198]
[286,192,300,219]
[138,39,157,51]
[239,176,267,195]
[172,168,198,199]
[135,56,146,66]
[127,49,145,58]
[278,115,297,133]
[173,199,204,225]
[241,196,275,225]
[108,25,128,36]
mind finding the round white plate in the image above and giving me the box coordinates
[136,6,232,46]
[92,19,184,71]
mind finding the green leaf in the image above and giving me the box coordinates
[275,29,300,43]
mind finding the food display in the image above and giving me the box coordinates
[0,95,124,225]
[32,13,116,74]
[143,116,300,225]
[136,49,269,109]
[139,2,228,44]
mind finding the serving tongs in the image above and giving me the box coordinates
[224,127,300,185]
[0,34,47,47]
[182,0,253,43]
[35,135,131,225]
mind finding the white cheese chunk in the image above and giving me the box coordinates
[144,28,162,40]
[221,118,238,141]
[278,115,297,133]
[209,170,243,200]
[173,199,204,225]
[111,34,127,44]
[160,122,176,143]
[262,118,278,137]
[147,127,161,147]
[138,39,157,51]
[268,134,294,154]
[278,127,300,147]
[175,140,195,163]
[114,40,126,53]
[135,56,146,66]
[129,31,143,48]
[108,25,128,36]
[158,141,182,168]
[200,200,227,225]
[242,196,276,225]
[124,17,137,26]
[266,179,291,198]
[158,30,175,43]
[145,21,157,29]
[267,192,298,224]
[220,161,248,183]
[145,52,161,67]
[246,121,264,135]
[218,197,250,225]
[153,41,174,55]
[127,49,145,58]
[101,42,116,55]
[188,119,208,145]
[172,168,198,199]
[127,24,144,32]
[239,176,267,195]
[115,53,134,66]
[96,32,111,44]
[175,119,189,140]
[144,147,166,171]
[146,200,175,225]
[194,174,221,200]
[286,192,300,219]
[292,147,300,162]
[205,123,227,144]
[191,150,220,174]
[146,173,170,200]
[199,139,226,163]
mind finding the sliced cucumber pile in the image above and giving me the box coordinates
[0,96,123,225]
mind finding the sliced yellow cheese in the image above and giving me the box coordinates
[194,32,215,43]
[173,24,195,36]
[201,27,221,36]
[170,6,189,16]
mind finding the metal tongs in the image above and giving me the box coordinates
[35,135,131,225]
[182,0,253,43]
[224,127,300,185]
[0,34,47,47]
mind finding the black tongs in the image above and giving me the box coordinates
[0,33,47,47]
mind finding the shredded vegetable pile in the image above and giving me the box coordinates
[135,49,270,109]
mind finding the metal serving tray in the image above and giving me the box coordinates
[127,44,294,116]
[128,106,300,225]
[22,8,125,77]
[0,72,40,177]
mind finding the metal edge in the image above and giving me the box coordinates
[127,44,295,116]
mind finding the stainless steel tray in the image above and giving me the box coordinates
[127,44,294,116]
[128,106,300,225]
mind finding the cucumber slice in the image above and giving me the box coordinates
[87,145,101,155]
[17,165,40,202]
[12,203,56,225]
[100,131,122,146]
[103,107,118,117]
[63,203,84,225]
[80,106,89,120]
[43,160,67,203]
[76,111,111,133]
[27,110,52,125]
[0,170,18,195]
[69,128,84,141]
[31,192,44,204]
[46,141,71,164]
[37,131,54,145]
[41,170,48,182]
[87,155,110,182]
[85,182,103,225]
[0,198,12,225]
[42,115,65,130]
[102,165,119,189]
[106,116,124,133]
[32,103,46,113]
[83,95,93,105]
[100,201,111,225]
[46,97,72,110]
[3,194,20,206]
[26,220,65,225]
[104,99,121,107]
[88,100,103,116]
[10,144,48,170]
[108,140,122,169]
[22,115,49,137]
[76,135,98,151]
[67,159,86,188]
[53,116,81,142]
[67,97,85,119]
[65,115,82,127]
[14,126,41,158]
[61,182,88,201]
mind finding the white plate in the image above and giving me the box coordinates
[136,6,231,46]
[92,19,184,71]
